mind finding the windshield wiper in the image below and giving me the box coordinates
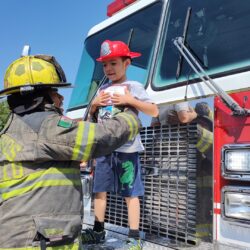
[173,36,250,116]
[176,7,192,80]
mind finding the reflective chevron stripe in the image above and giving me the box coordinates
[117,113,138,140]
[196,127,213,153]
[71,121,95,161]
[0,168,81,201]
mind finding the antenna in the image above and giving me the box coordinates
[21,45,31,56]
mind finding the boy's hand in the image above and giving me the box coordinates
[111,89,134,106]
[80,161,88,171]
[92,90,111,107]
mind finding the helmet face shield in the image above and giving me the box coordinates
[1,55,71,96]
[96,40,141,62]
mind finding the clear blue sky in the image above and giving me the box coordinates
[0,0,111,112]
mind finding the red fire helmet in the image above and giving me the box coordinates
[96,40,141,62]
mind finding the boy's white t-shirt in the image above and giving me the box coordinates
[97,80,154,153]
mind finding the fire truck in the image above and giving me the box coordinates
[66,0,250,249]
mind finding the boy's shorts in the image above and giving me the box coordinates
[93,152,144,197]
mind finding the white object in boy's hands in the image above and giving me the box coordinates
[104,85,128,105]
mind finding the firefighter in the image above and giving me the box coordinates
[0,54,141,249]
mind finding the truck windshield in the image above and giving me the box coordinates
[68,1,162,110]
[153,0,250,88]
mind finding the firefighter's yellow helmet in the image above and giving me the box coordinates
[1,55,71,96]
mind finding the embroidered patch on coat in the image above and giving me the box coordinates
[57,116,73,128]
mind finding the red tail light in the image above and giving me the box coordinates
[107,0,137,17]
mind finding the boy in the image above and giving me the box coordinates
[82,40,158,249]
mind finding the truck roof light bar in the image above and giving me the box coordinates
[107,0,137,17]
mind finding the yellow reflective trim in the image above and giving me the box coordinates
[196,128,212,153]
[195,223,212,237]
[1,134,23,180]
[202,129,212,143]
[82,123,95,161]
[1,134,22,161]
[195,231,210,237]
[200,129,212,153]
[0,167,79,189]
[3,165,10,181]
[2,163,23,181]
[128,113,138,138]
[117,113,134,140]
[0,241,79,249]
[10,139,22,160]
[2,179,81,200]
[12,162,23,179]
[71,121,84,160]
[200,143,210,153]
[196,136,203,149]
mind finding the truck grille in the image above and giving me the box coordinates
[105,124,199,247]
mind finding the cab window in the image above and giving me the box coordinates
[153,0,250,89]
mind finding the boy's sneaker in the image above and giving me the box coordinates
[81,228,106,244]
[126,238,143,250]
